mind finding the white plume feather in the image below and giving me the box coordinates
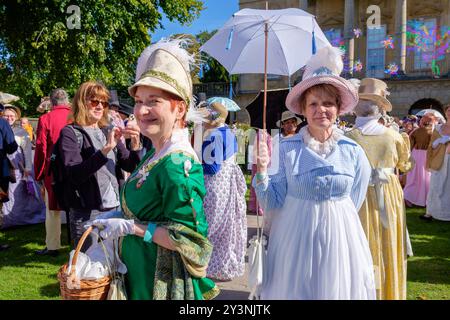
[135,37,197,82]
[186,107,208,124]
[304,46,344,79]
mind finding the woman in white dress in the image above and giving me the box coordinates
[254,47,376,300]
[425,105,450,221]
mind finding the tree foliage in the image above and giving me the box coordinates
[0,0,203,115]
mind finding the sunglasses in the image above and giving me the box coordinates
[89,99,109,108]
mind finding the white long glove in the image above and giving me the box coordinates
[432,136,450,149]
[88,218,135,240]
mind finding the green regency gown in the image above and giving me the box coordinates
[119,136,220,300]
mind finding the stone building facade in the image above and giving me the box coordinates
[233,0,450,122]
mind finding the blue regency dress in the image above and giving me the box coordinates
[254,127,376,300]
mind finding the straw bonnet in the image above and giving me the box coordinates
[37,97,51,113]
[197,101,228,127]
[3,104,21,119]
[358,78,392,112]
[285,46,358,116]
[128,39,193,108]
[276,110,302,128]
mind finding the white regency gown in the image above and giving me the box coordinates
[253,127,376,300]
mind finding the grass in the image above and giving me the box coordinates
[0,201,449,300]
[0,223,71,300]
[405,207,450,300]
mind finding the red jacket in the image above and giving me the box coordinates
[34,105,72,210]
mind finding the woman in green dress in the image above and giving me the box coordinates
[90,39,220,300]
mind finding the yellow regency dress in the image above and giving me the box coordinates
[346,127,412,300]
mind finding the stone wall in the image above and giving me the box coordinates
[387,78,450,116]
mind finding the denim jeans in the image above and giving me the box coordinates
[69,207,119,252]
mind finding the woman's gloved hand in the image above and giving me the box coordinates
[87,218,135,239]
[432,136,450,149]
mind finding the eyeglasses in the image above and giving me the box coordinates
[89,99,109,108]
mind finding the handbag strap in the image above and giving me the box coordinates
[255,199,265,242]
[90,229,118,280]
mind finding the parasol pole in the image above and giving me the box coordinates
[263,1,268,131]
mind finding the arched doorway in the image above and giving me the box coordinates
[409,98,444,115]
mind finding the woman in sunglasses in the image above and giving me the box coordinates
[58,81,141,249]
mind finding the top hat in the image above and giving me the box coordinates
[358,78,392,112]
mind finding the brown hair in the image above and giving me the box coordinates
[298,84,342,114]
[71,81,110,127]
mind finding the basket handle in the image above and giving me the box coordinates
[70,226,94,275]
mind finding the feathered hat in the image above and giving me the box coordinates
[128,38,195,109]
[285,46,358,115]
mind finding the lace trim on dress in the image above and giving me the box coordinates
[300,126,343,158]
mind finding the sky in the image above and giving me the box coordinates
[151,0,239,41]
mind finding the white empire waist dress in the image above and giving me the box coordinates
[253,127,376,300]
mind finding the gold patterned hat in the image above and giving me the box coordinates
[128,39,194,107]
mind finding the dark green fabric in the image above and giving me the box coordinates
[120,150,219,300]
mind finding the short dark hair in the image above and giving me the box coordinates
[50,88,69,106]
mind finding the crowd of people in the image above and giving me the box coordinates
[0,40,449,300]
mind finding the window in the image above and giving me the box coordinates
[409,18,437,70]
[366,25,386,78]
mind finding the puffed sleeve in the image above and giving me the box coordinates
[251,140,287,211]
[159,153,208,235]
[350,145,371,211]
[202,129,224,175]
[397,132,413,173]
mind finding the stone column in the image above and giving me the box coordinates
[395,0,407,74]
[299,0,308,11]
[344,0,356,75]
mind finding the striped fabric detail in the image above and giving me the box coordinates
[253,132,371,212]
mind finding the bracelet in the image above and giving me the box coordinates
[256,172,267,181]
[143,223,157,243]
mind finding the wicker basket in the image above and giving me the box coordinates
[57,226,112,300]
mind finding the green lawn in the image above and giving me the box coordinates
[405,207,450,300]
[0,206,449,300]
